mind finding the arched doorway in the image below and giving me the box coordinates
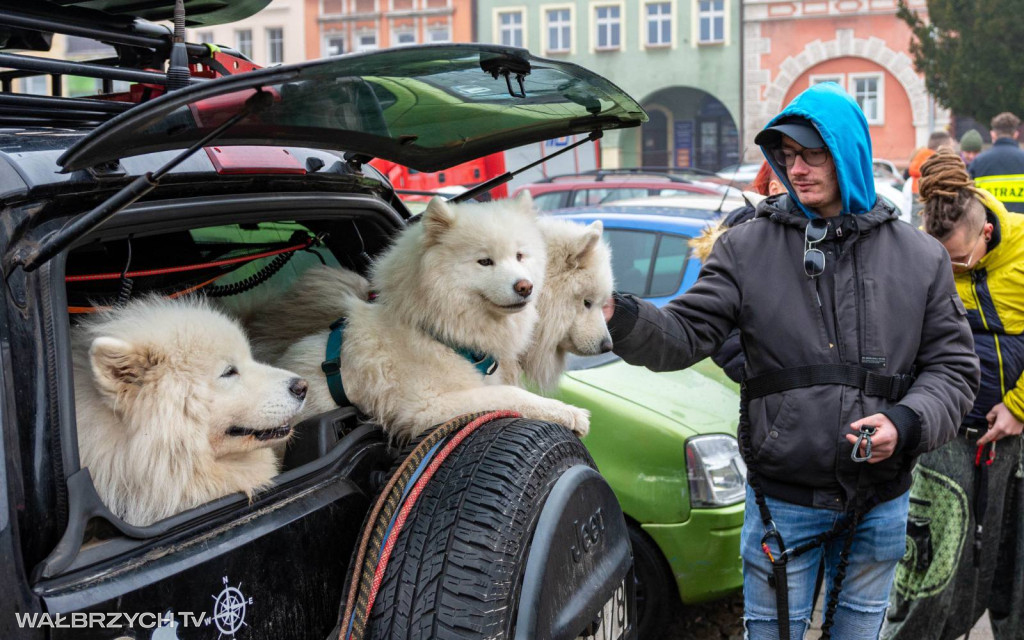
[642,108,670,167]
[639,87,739,172]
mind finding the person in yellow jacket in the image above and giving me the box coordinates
[884,149,1024,640]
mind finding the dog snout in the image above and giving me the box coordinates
[600,338,613,353]
[289,377,308,401]
[513,279,533,298]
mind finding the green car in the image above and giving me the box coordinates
[557,353,746,637]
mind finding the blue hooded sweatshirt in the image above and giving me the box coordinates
[760,82,877,218]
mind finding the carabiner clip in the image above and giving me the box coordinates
[760,521,786,565]
[851,424,876,462]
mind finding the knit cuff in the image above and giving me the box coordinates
[882,404,922,456]
[608,292,639,345]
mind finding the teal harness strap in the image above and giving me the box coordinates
[321,317,349,406]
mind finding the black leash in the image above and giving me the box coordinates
[738,364,913,640]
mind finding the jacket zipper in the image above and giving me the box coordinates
[851,228,865,362]
[830,222,847,362]
[971,269,1007,396]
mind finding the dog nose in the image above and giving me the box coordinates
[289,378,308,400]
[514,279,533,298]
[600,338,613,353]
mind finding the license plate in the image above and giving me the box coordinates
[577,578,629,640]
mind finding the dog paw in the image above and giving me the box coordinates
[563,405,590,438]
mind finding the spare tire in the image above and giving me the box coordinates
[367,417,628,640]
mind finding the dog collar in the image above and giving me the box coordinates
[454,347,499,377]
[420,324,499,377]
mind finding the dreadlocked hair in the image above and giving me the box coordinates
[919,148,986,239]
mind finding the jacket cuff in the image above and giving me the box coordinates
[882,404,922,456]
[608,292,640,345]
[1002,388,1024,424]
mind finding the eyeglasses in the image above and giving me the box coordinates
[772,146,830,168]
[949,228,986,270]
[804,218,828,278]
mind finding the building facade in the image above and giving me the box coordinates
[188,0,307,67]
[477,0,743,172]
[307,0,473,60]
[742,0,949,165]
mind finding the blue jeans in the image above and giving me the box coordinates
[741,486,910,639]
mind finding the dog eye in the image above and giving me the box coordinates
[221,365,239,378]
[583,300,593,309]
[516,252,523,262]
[477,258,493,266]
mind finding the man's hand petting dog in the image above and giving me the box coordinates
[603,298,614,323]
[845,414,898,463]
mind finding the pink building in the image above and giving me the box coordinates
[742,0,949,166]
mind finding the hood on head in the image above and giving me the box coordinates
[758,82,876,217]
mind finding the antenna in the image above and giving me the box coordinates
[715,146,748,213]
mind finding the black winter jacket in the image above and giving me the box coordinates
[970,137,1024,213]
[609,194,980,510]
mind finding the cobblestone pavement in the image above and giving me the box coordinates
[656,593,994,639]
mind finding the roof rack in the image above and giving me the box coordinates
[0,5,247,126]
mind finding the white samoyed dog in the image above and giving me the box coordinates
[276,193,590,442]
[521,216,615,390]
[73,296,308,527]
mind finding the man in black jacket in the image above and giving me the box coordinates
[970,112,1024,213]
[603,82,979,639]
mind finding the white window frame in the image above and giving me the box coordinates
[849,72,885,125]
[641,1,674,49]
[696,0,725,45]
[235,29,253,59]
[541,4,574,54]
[323,33,346,56]
[196,31,215,45]
[809,73,845,88]
[356,32,378,52]
[427,23,451,42]
[591,2,624,52]
[392,29,417,46]
[266,27,284,65]
[495,9,526,48]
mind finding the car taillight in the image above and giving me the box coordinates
[686,435,747,507]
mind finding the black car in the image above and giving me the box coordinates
[0,2,648,638]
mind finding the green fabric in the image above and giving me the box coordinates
[884,435,1024,640]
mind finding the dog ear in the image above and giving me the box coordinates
[513,190,536,217]
[422,197,456,243]
[568,220,604,268]
[89,336,156,398]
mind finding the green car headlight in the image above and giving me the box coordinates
[685,435,747,508]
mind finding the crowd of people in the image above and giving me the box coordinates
[603,87,1024,639]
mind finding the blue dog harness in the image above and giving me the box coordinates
[320,318,500,407]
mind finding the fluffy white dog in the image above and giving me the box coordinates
[73,297,308,527]
[521,217,615,390]
[277,193,590,442]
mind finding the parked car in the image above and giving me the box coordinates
[547,205,747,635]
[715,162,762,187]
[512,172,721,212]
[0,4,648,638]
[873,158,905,189]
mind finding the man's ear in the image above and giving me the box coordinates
[422,197,456,244]
[569,220,604,268]
[89,336,154,399]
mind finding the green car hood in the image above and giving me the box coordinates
[564,358,740,437]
